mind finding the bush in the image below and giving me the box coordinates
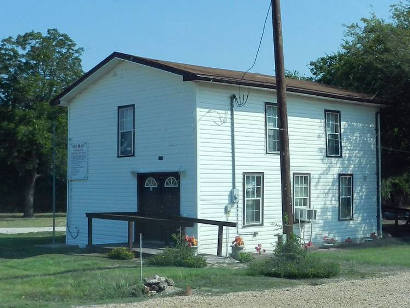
[147,233,207,268]
[269,255,340,279]
[237,252,255,263]
[107,247,135,260]
[248,234,340,279]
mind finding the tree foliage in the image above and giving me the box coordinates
[0,29,83,216]
[310,1,410,178]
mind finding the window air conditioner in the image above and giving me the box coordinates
[294,208,317,222]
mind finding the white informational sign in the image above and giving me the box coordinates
[70,142,88,180]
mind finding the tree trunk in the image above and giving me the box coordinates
[23,171,39,218]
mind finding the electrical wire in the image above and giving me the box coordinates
[235,2,272,107]
[240,1,272,81]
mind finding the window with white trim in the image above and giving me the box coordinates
[266,103,280,153]
[325,110,341,157]
[144,177,157,190]
[244,173,263,225]
[164,176,178,188]
[118,105,134,157]
[339,174,353,220]
[293,174,310,208]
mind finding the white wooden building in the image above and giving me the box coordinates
[52,52,382,255]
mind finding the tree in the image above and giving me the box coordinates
[309,1,410,178]
[0,29,83,217]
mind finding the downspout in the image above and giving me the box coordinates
[375,111,382,237]
[230,94,239,235]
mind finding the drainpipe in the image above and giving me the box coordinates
[375,112,382,237]
[230,95,239,235]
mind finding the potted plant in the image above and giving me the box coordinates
[231,236,244,259]
[184,235,198,255]
[323,236,337,248]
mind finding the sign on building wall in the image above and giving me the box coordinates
[70,142,88,180]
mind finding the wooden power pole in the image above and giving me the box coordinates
[271,0,293,237]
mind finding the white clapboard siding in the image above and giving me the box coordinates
[196,82,378,255]
[67,61,197,247]
[66,60,379,254]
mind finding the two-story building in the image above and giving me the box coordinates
[51,52,382,255]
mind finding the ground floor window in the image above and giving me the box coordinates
[293,173,310,209]
[243,173,264,226]
[339,174,353,220]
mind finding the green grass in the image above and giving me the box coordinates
[312,241,410,268]
[1,232,409,308]
[0,213,66,228]
[0,232,299,308]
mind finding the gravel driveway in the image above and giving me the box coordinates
[91,271,410,308]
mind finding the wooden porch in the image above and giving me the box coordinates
[86,212,237,256]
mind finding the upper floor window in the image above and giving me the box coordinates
[266,103,280,153]
[118,105,135,157]
[293,173,310,209]
[339,174,353,220]
[325,110,342,157]
[243,173,264,226]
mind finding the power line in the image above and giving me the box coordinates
[241,2,272,81]
[235,2,272,107]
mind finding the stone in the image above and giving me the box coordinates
[150,284,159,292]
[158,281,168,291]
[184,286,192,296]
[147,291,157,297]
[166,278,175,286]
[143,285,150,294]
[144,275,161,285]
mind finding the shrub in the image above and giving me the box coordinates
[268,255,340,279]
[248,234,340,279]
[147,247,206,268]
[107,247,134,260]
[147,233,206,268]
[237,252,255,263]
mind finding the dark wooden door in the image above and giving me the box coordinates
[137,172,180,242]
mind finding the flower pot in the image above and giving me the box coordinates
[231,245,244,259]
[190,245,198,256]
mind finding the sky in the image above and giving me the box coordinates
[0,0,395,77]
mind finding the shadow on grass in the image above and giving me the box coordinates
[0,232,101,259]
[0,212,66,219]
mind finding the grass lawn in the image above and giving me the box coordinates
[0,213,66,228]
[0,232,299,308]
[1,232,409,308]
[312,239,410,269]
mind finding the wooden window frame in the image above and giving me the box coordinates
[265,102,280,154]
[117,104,135,157]
[243,172,264,227]
[293,173,311,210]
[324,110,342,158]
[339,173,354,221]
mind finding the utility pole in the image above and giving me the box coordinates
[271,0,293,237]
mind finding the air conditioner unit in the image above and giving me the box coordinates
[294,208,317,222]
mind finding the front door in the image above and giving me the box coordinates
[137,172,180,242]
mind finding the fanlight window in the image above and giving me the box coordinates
[144,177,158,190]
[164,176,178,188]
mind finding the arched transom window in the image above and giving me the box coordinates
[164,176,178,188]
[144,177,158,191]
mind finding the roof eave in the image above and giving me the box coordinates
[186,75,381,105]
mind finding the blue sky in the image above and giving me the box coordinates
[1,0,394,76]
